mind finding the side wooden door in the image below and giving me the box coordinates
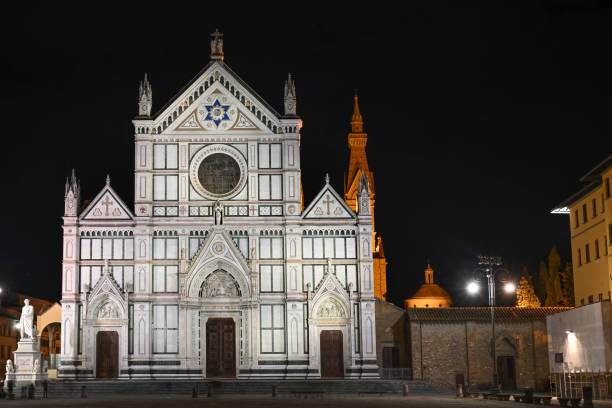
[320,330,344,378]
[96,331,118,379]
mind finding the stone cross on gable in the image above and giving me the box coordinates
[322,194,335,215]
[101,196,114,216]
[210,28,224,60]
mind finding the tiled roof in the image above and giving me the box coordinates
[406,307,571,322]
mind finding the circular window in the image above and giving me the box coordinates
[197,153,240,195]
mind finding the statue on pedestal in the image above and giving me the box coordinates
[214,201,223,225]
[19,299,34,339]
[6,359,14,374]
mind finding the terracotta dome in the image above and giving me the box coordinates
[404,264,452,309]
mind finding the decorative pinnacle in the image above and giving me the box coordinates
[106,174,111,186]
[325,173,330,184]
[350,90,363,133]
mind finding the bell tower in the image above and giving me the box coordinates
[343,93,388,301]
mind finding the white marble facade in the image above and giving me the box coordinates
[59,36,378,380]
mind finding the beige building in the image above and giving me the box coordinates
[553,154,612,306]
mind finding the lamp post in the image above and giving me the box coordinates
[467,256,515,390]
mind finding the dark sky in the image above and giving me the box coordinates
[1,2,610,307]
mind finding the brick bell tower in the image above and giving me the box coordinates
[344,92,388,300]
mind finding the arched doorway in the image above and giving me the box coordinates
[40,323,61,371]
[96,331,119,379]
[496,336,518,390]
[320,330,344,378]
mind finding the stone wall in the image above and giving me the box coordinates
[374,300,410,371]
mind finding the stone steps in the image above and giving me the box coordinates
[45,380,441,398]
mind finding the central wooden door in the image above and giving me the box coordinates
[320,330,344,378]
[497,356,516,390]
[206,318,235,378]
[96,331,118,379]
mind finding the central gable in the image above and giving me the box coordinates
[151,63,281,136]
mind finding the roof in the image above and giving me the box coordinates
[406,307,570,322]
[553,180,601,211]
[579,153,612,182]
[409,284,452,300]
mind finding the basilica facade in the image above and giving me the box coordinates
[59,32,384,380]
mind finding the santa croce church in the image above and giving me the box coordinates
[58,31,388,380]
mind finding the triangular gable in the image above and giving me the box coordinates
[89,262,124,299]
[185,227,250,285]
[80,183,134,221]
[303,182,355,220]
[167,83,264,133]
[312,266,350,297]
[151,62,280,135]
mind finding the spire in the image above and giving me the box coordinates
[210,28,224,61]
[283,73,297,115]
[64,169,80,217]
[138,73,152,116]
[106,174,111,186]
[350,90,363,133]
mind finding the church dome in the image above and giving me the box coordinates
[404,264,452,309]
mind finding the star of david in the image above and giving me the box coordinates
[204,99,231,126]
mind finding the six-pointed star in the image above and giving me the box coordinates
[204,99,231,126]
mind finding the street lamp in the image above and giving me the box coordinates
[466,256,515,390]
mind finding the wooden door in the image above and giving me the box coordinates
[497,356,516,390]
[96,331,118,379]
[382,346,399,368]
[206,318,235,378]
[320,330,344,378]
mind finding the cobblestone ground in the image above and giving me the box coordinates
[2,396,612,408]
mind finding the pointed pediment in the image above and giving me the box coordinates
[89,265,124,300]
[186,227,250,280]
[152,62,281,135]
[303,182,355,220]
[80,184,133,221]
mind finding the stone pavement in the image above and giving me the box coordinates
[2,396,612,408]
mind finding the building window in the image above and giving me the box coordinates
[585,244,590,263]
[153,175,178,201]
[577,248,582,266]
[80,238,134,260]
[152,305,179,354]
[354,303,360,353]
[574,210,579,228]
[605,236,609,256]
[588,295,594,304]
[303,303,309,354]
[258,143,282,169]
[260,304,285,353]
[598,293,603,302]
[128,304,134,354]
[110,266,134,291]
[606,177,611,199]
[258,174,283,200]
[259,237,283,259]
[302,264,325,292]
[334,265,358,291]
[595,240,600,259]
[582,204,588,223]
[153,265,179,293]
[153,238,179,260]
[592,199,597,218]
[232,236,249,259]
[153,144,178,169]
[259,265,284,293]
[302,236,357,259]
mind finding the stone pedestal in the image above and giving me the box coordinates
[4,338,47,390]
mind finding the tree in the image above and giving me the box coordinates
[545,247,563,306]
[536,260,548,304]
[516,266,541,307]
[560,262,575,307]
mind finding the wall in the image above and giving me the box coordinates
[547,301,612,373]
[374,299,410,371]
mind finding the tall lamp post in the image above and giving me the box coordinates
[467,256,515,390]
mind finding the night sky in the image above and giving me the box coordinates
[2,2,611,307]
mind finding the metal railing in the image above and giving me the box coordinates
[381,368,412,380]
[550,371,612,400]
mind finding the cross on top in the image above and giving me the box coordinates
[322,194,335,215]
[101,196,114,216]
[210,28,224,60]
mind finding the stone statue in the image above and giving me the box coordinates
[6,359,14,374]
[326,258,333,275]
[98,302,118,319]
[19,299,34,339]
[33,359,40,373]
[214,201,223,225]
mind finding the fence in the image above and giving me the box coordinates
[381,368,412,380]
[550,371,612,400]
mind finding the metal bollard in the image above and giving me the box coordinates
[456,383,463,398]
[272,385,277,397]
[81,385,87,398]
[403,383,409,396]
[192,385,198,398]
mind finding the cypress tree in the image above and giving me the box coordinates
[560,262,575,306]
[516,266,541,307]
[546,247,563,306]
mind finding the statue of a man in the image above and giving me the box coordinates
[6,359,14,374]
[214,201,223,225]
[19,299,34,339]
